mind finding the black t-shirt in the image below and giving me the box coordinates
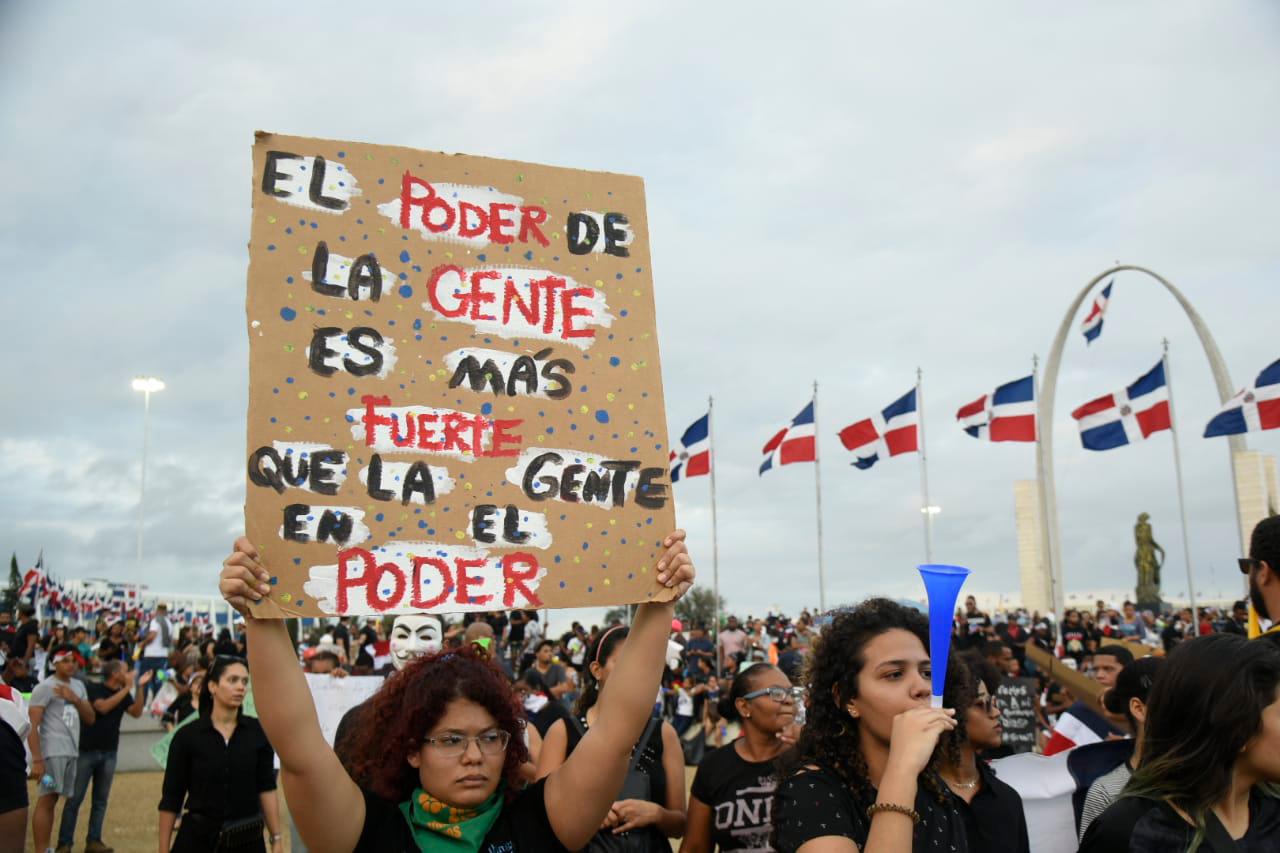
[689,741,780,852]
[1079,790,1280,852]
[0,626,16,657]
[14,621,38,660]
[774,765,968,853]
[355,779,569,853]
[80,682,131,752]
[1061,625,1088,662]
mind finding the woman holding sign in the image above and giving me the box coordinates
[218,530,694,853]
[772,598,964,853]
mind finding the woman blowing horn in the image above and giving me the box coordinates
[218,531,694,853]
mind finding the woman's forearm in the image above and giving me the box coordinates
[593,600,674,746]
[244,618,328,772]
[654,805,687,838]
[260,789,281,837]
[158,810,177,853]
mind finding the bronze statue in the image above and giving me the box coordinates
[1134,512,1165,610]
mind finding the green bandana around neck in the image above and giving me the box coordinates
[400,787,503,852]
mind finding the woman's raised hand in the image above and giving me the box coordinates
[655,529,695,600]
[886,706,957,778]
[219,537,272,616]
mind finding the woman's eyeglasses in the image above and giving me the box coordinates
[742,686,800,703]
[423,730,511,757]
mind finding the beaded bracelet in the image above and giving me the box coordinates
[866,802,921,825]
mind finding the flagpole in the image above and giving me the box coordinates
[813,381,827,613]
[708,394,723,680]
[917,368,935,563]
[1163,340,1200,636]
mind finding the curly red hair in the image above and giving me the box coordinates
[346,645,529,802]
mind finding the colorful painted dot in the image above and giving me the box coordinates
[280,307,297,321]
[595,410,610,424]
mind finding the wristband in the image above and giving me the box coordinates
[866,802,920,825]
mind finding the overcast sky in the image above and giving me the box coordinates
[2,2,1278,626]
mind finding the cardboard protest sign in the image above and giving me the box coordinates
[244,132,675,617]
[1024,643,1103,705]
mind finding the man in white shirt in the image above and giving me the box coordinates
[138,603,172,701]
[29,646,95,853]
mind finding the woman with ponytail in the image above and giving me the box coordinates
[679,663,796,853]
[1079,634,1280,852]
[158,655,282,852]
[219,530,694,853]
[772,598,962,853]
[537,621,688,850]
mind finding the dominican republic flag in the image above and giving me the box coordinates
[837,388,918,469]
[1080,280,1113,345]
[759,402,816,475]
[1043,702,1120,756]
[669,413,711,482]
[1204,357,1280,437]
[1070,361,1170,451]
[18,553,45,604]
[956,375,1037,442]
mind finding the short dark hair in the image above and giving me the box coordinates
[311,650,340,667]
[1103,656,1163,728]
[536,639,553,653]
[983,640,1009,658]
[1095,644,1135,667]
[1250,515,1280,569]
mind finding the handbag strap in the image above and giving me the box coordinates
[628,715,661,774]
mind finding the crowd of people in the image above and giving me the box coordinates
[0,514,1278,851]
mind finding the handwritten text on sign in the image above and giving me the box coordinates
[244,134,674,617]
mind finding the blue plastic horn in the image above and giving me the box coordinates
[918,563,972,708]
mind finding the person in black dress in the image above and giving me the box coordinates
[937,655,1029,853]
[158,655,282,852]
[536,623,688,850]
[772,598,963,853]
[1080,633,1280,852]
[218,530,695,853]
[681,663,797,853]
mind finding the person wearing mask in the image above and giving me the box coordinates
[1079,634,1280,850]
[538,622,689,850]
[937,655,1028,853]
[1241,515,1280,647]
[56,661,153,853]
[1043,644,1131,756]
[680,663,796,853]
[1077,656,1163,840]
[220,530,693,852]
[29,646,96,853]
[139,604,173,700]
[158,655,281,852]
[773,598,962,853]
